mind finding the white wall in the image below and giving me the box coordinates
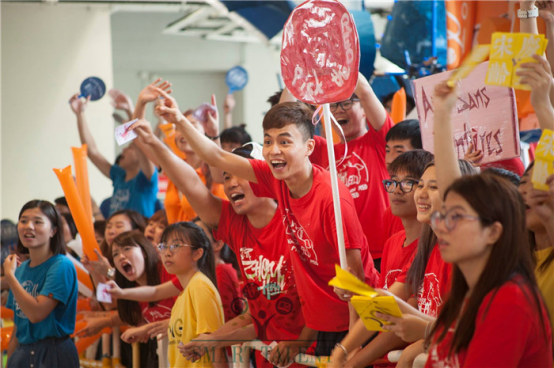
[1,3,115,221]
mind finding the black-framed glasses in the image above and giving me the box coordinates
[382,179,419,193]
[430,210,481,232]
[330,98,360,113]
[156,242,191,254]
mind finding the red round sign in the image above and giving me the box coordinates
[281,0,360,105]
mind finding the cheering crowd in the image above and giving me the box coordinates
[2,1,554,367]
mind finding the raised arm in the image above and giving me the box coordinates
[356,72,388,131]
[519,0,539,34]
[517,54,554,131]
[537,0,554,106]
[131,119,223,228]
[109,89,135,121]
[131,141,156,180]
[432,82,463,198]
[155,88,257,183]
[223,93,235,129]
[132,78,172,121]
[106,279,181,302]
[69,94,111,178]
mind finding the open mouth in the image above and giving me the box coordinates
[145,234,154,241]
[23,233,35,239]
[230,193,245,204]
[120,261,133,275]
[337,119,348,126]
[271,160,286,170]
[417,203,431,211]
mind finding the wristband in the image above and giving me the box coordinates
[205,133,220,140]
[107,267,116,278]
[517,6,539,18]
[335,343,348,358]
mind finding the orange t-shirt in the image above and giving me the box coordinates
[164,168,227,224]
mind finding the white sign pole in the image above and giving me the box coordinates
[322,103,348,269]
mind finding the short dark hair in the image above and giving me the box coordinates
[262,102,314,141]
[17,200,66,256]
[54,197,68,208]
[61,213,78,240]
[220,125,252,146]
[388,149,434,178]
[385,119,422,149]
[483,167,521,186]
[267,90,283,107]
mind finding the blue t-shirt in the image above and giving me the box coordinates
[6,254,78,344]
[109,165,158,218]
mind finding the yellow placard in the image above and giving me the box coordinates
[351,295,403,332]
[447,44,491,87]
[328,264,377,297]
[532,129,554,191]
[486,32,548,90]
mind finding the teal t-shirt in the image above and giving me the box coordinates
[109,165,158,218]
[7,254,77,344]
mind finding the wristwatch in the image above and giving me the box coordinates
[107,267,116,278]
[517,6,539,19]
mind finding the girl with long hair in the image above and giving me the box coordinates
[4,200,79,367]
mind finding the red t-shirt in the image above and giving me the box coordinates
[249,160,379,332]
[396,244,451,317]
[425,276,553,368]
[216,263,242,323]
[379,230,418,290]
[481,157,525,177]
[382,206,404,243]
[214,200,305,342]
[138,265,182,323]
[310,116,394,259]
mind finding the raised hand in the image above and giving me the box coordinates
[69,93,90,115]
[224,93,235,115]
[204,94,220,138]
[537,0,554,22]
[3,254,20,278]
[130,119,157,145]
[109,89,134,117]
[154,88,185,125]
[138,78,172,104]
[433,82,458,113]
[517,54,554,107]
[464,143,484,167]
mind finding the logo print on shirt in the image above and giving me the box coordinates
[383,269,402,290]
[239,247,287,299]
[282,209,318,265]
[110,188,130,213]
[14,281,39,318]
[336,152,369,187]
[418,273,443,317]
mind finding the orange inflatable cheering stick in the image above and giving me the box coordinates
[72,145,93,224]
[53,166,101,260]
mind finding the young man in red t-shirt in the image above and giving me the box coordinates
[152,88,379,357]
[379,150,433,290]
[129,118,312,368]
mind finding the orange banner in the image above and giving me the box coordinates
[54,166,101,260]
[446,1,477,70]
[72,145,93,225]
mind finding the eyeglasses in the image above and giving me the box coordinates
[329,98,360,113]
[430,210,481,232]
[156,242,191,254]
[382,179,419,193]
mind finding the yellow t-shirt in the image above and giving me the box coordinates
[535,248,554,355]
[168,271,224,368]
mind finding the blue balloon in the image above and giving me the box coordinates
[79,77,106,101]
[226,66,248,93]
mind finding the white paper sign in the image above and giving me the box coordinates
[115,119,138,146]
[96,282,113,303]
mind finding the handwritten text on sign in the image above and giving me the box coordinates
[413,62,520,165]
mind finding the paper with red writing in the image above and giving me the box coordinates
[281,0,360,104]
[532,129,554,191]
[413,62,520,165]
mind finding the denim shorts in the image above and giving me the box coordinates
[7,336,79,368]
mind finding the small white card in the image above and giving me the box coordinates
[96,282,113,303]
[261,341,293,368]
[115,119,138,146]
